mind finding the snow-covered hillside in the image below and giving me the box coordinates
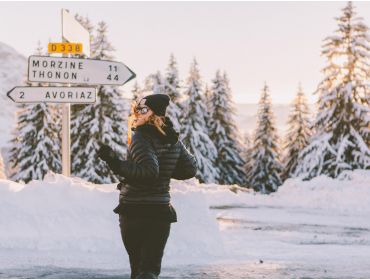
[0,42,26,148]
[0,170,369,277]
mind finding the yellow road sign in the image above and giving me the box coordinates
[48,43,83,54]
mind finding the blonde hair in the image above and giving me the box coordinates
[147,114,167,135]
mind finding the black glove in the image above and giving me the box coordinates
[97,143,115,163]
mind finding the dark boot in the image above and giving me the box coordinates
[135,271,158,279]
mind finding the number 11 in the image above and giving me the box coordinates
[109,65,118,72]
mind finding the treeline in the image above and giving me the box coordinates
[7,2,369,195]
[135,57,246,185]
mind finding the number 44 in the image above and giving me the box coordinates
[107,74,119,81]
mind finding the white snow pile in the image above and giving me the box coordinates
[201,169,370,215]
[0,173,224,268]
[0,169,369,269]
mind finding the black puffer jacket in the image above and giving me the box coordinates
[103,117,197,221]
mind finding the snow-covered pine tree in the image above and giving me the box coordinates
[282,84,312,180]
[139,71,165,97]
[248,83,283,193]
[72,21,129,183]
[94,21,129,179]
[141,75,154,96]
[204,83,212,109]
[243,131,251,152]
[181,58,218,183]
[8,104,25,179]
[71,14,96,178]
[8,42,61,183]
[203,83,213,138]
[295,2,370,179]
[209,70,246,185]
[163,54,183,131]
[71,100,102,182]
[243,131,253,188]
[151,71,166,95]
[131,81,144,102]
[0,152,6,179]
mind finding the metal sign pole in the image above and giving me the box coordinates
[61,9,71,177]
[61,97,71,176]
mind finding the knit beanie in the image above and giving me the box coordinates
[142,94,170,117]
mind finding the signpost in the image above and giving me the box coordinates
[7,8,136,178]
[7,87,96,103]
[28,55,135,85]
[60,9,89,177]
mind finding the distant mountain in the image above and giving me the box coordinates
[0,42,27,178]
[0,42,27,148]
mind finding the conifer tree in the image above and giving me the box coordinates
[131,81,144,102]
[8,43,61,183]
[72,21,129,183]
[71,14,96,178]
[204,83,212,110]
[181,59,218,183]
[203,83,213,139]
[0,152,6,179]
[151,71,166,95]
[295,2,370,179]
[164,54,183,131]
[248,83,283,193]
[282,84,312,180]
[209,70,246,185]
[243,131,253,187]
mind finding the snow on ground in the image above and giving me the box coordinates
[0,170,370,278]
[0,173,224,270]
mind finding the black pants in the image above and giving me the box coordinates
[119,215,171,279]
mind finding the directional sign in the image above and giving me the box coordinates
[28,55,136,86]
[7,86,97,104]
[62,9,90,56]
[48,42,83,54]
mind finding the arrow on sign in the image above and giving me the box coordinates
[7,87,97,104]
[28,55,136,86]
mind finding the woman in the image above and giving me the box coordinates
[98,94,197,279]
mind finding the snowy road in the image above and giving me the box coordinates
[209,204,370,278]
[2,261,370,279]
[2,204,370,278]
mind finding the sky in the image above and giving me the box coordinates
[0,1,369,104]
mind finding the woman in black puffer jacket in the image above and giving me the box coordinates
[98,94,197,279]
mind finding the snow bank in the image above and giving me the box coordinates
[0,169,369,269]
[200,169,370,215]
[0,173,224,268]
